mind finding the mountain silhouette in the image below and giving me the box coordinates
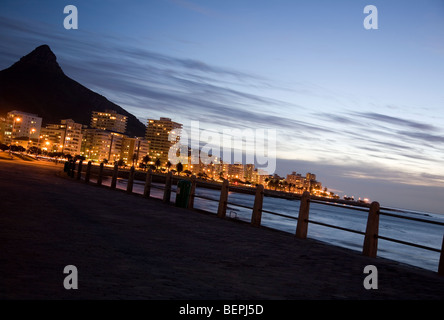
[0,44,146,137]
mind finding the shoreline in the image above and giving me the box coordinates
[6,152,440,216]
[73,159,372,207]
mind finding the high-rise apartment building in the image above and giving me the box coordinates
[145,117,182,166]
[39,125,63,153]
[286,172,305,190]
[90,110,128,134]
[81,128,124,162]
[286,171,322,193]
[244,164,255,182]
[227,163,244,180]
[120,136,150,166]
[40,119,83,155]
[0,117,6,144]
[252,168,269,186]
[3,110,42,147]
[61,119,83,155]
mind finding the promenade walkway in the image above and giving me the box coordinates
[0,157,443,301]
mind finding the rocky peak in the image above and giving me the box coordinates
[10,44,63,73]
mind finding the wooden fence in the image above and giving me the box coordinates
[73,160,444,275]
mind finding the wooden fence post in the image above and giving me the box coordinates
[251,184,264,227]
[97,162,104,186]
[111,163,118,189]
[438,235,444,276]
[84,161,91,183]
[362,201,380,258]
[188,175,196,209]
[143,169,152,198]
[76,160,83,180]
[127,166,135,193]
[295,191,311,239]
[217,179,229,218]
[163,171,172,203]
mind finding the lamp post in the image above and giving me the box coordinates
[41,141,51,155]
[29,128,36,150]
[11,117,21,140]
[9,117,21,154]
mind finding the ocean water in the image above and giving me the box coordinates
[93,176,444,272]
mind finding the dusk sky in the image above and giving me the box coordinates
[1,0,443,213]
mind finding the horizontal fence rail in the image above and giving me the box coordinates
[68,160,444,275]
[306,219,366,236]
[379,210,444,226]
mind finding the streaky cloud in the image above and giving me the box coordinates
[355,112,438,132]
[398,131,444,144]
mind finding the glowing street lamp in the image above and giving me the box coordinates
[11,117,21,138]
[9,117,21,154]
[28,128,37,149]
[42,140,51,152]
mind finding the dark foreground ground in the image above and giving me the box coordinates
[0,157,443,304]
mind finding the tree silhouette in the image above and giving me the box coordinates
[28,146,41,154]
[267,178,279,191]
[155,158,161,171]
[132,153,138,165]
[142,155,150,164]
[283,180,289,192]
[176,162,183,175]
[117,159,125,167]
[141,155,151,171]
[166,160,172,172]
